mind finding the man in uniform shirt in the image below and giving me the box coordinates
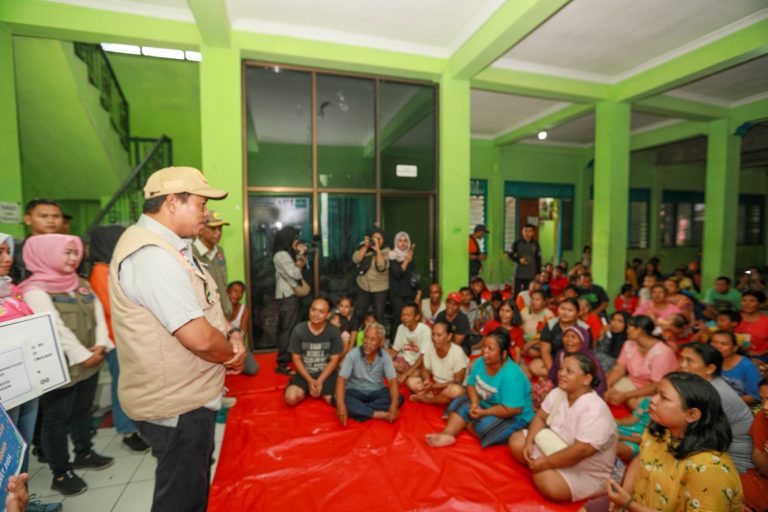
[193,210,231,316]
[109,166,245,512]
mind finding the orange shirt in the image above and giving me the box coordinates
[89,262,115,343]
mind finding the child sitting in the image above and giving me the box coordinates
[615,397,651,463]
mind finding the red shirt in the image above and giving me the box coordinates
[549,277,569,297]
[482,320,524,351]
[736,313,768,354]
[614,294,639,315]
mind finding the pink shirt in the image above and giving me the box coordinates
[617,340,678,389]
[634,301,681,322]
[0,284,34,323]
[736,314,768,354]
[541,388,617,480]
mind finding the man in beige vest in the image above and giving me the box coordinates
[109,166,245,512]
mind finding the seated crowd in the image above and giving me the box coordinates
[274,231,768,511]
[3,194,768,511]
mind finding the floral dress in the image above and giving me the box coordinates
[632,430,743,511]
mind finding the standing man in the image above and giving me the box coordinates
[109,166,246,512]
[468,224,488,279]
[508,223,541,297]
[193,210,231,317]
[11,199,64,282]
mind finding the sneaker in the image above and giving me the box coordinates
[72,450,114,470]
[25,495,63,512]
[51,470,86,496]
[122,433,150,453]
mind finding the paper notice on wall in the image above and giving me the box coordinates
[0,202,21,224]
[0,313,70,410]
[527,217,539,226]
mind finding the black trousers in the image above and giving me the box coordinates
[276,295,301,366]
[136,407,216,512]
[353,288,387,331]
[514,277,533,297]
[40,372,99,476]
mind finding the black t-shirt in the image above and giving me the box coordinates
[578,285,609,311]
[435,310,471,337]
[288,322,342,376]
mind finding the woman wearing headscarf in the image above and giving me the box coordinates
[88,225,149,454]
[273,227,308,375]
[548,325,607,396]
[594,310,631,373]
[388,231,417,337]
[20,234,114,496]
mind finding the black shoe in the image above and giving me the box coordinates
[33,446,48,464]
[122,433,150,453]
[51,470,87,496]
[275,365,293,376]
[72,450,114,470]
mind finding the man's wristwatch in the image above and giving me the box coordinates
[226,327,244,340]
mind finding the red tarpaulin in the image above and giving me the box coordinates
[210,352,598,511]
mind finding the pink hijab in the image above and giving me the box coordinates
[19,234,83,294]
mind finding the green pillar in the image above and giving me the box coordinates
[701,118,740,288]
[438,75,470,293]
[591,101,630,293]
[199,42,245,282]
[0,26,24,238]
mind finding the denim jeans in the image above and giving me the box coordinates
[39,373,99,476]
[106,349,136,435]
[7,397,39,473]
[136,407,216,512]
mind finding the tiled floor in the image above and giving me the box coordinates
[27,422,226,511]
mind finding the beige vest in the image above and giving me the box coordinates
[108,225,227,420]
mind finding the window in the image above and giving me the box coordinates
[738,195,765,246]
[660,191,705,248]
[470,179,487,252]
[504,196,517,251]
[586,188,649,249]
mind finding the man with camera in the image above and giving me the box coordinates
[352,228,390,332]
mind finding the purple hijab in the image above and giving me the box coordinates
[548,324,607,396]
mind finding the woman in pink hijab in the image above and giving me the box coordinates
[20,234,114,497]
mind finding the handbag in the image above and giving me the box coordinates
[533,390,569,456]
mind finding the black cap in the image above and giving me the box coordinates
[473,224,489,234]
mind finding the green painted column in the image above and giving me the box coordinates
[701,118,740,288]
[0,26,24,238]
[438,75,471,293]
[591,101,630,293]
[199,42,245,283]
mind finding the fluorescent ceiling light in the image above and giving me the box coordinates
[141,46,185,60]
[101,43,141,55]
[185,51,202,62]
[537,131,548,140]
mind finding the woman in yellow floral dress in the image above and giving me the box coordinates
[582,371,743,511]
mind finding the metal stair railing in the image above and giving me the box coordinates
[73,42,130,153]
[85,135,173,236]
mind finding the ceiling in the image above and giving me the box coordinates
[44,0,768,148]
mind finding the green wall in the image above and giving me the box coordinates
[108,54,202,170]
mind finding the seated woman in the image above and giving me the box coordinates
[677,342,755,473]
[605,315,677,409]
[531,298,589,379]
[482,299,524,362]
[736,290,768,363]
[588,372,744,512]
[510,353,617,503]
[740,377,768,512]
[633,284,681,331]
[408,321,468,405]
[425,332,534,448]
[548,325,606,396]
[663,277,694,323]
[709,330,762,406]
[594,311,631,373]
[660,313,692,351]
[519,290,555,357]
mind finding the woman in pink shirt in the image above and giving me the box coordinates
[736,290,768,362]
[633,284,681,331]
[604,315,678,409]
